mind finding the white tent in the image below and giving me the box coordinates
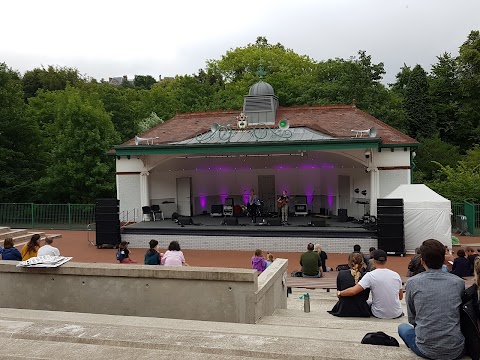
[384,184,451,253]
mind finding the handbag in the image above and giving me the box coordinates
[361,332,399,347]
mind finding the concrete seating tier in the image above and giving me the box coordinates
[0,227,62,246]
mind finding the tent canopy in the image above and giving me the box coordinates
[384,184,451,252]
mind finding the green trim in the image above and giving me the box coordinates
[113,138,382,156]
[379,143,420,149]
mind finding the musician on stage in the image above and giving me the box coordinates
[248,189,259,223]
[278,190,289,224]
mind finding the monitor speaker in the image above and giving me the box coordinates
[223,217,238,226]
[211,205,223,214]
[267,218,282,226]
[177,216,193,225]
[310,219,326,227]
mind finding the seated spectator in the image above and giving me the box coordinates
[353,244,368,265]
[1,238,22,261]
[444,245,454,271]
[466,247,479,276]
[451,249,470,278]
[314,244,328,272]
[265,253,274,267]
[37,237,60,257]
[144,239,161,265]
[461,257,480,358]
[161,240,186,266]
[406,247,425,277]
[21,234,41,261]
[300,243,322,278]
[117,241,137,264]
[366,247,376,271]
[398,239,465,359]
[338,250,403,319]
[252,249,266,272]
[328,253,370,317]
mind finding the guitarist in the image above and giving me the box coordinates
[277,190,289,224]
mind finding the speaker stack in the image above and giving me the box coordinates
[95,198,120,248]
[377,198,405,255]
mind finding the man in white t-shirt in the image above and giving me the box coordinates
[337,249,403,319]
[37,237,61,257]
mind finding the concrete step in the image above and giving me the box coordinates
[0,227,11,234]
[0,308,420,360]
[0,232,62,247]
[0,229,27,240]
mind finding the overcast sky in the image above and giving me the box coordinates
[2,0,479,85]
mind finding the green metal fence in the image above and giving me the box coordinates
[0,203,95,230]
[451,201,480,236]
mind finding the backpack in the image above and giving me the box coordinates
[336,264,350,271]
[116,250,124,262]
[291,270,303,277]
[361,332,399,347]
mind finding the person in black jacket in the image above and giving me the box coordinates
[461,257,480,360]
[451,249,471,278]
[1,238,22,261]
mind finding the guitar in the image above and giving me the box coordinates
[277,198,287,208]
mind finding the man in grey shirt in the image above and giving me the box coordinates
[398,239,465,359]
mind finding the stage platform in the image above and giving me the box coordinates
[121,214,378,253]
[122,214,376,239]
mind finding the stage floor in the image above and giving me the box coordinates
[123,214,376,239]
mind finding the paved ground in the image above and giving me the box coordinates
[18,229,480,276]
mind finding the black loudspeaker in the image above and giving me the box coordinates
[319,208,329,216]
[310,219,326,227]
[377,207,403,215]
[177,216,193,225]
[377,198,405,255]
[377,224,404,237]
[267,218,282,226]
[338,209,348,222]
[95,213,119,222]
[95,232,120,245]
[377,216,404,225]
[96,198,120,207]
[378,237,405,254]
[223,217,238,226]
[377,198,403,207]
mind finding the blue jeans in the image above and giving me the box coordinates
[302,273,321,278]
[398,324,429,358]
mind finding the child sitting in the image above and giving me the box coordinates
[117,241,137,264]
[265,253,274,267]
[144,239,161,265]
[252,249,266,273]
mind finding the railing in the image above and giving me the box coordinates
[0,203,95,230]
[120,208,141,224]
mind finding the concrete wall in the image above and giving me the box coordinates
[0,260,288,324]
[255,258,288,322]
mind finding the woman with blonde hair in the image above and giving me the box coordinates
[314,243,328,272]
[328,253,370,317]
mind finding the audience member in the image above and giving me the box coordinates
[451,249,470,277]
[300,243,322,278]
[37,237,60,257]
[328,253,370,317]
[1,238,22,261]
[144,239,161,265]
[461,257,480,358]
[338,249,403,319]
[117,241,137,264]
[21,234,41,261]
[398,239,465,359]
[161,240,186,266]
[353,244,368,265]
[314,244,328,272]
[406,247,425,277]
[466,247,479,276]
[251,249,266,272]
[265,253,274,267]
[366,247,376,271]
[444,245,454,271]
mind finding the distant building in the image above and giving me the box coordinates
[108,75,134,86]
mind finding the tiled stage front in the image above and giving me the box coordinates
[121,215,377,253]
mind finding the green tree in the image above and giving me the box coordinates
[134,75,157,90]
[37,87,120,203]
[0,63,45,202]
[404,65,436,139]
[22,65,85,99]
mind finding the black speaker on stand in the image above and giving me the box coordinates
[377,198,405,256]
[95,198,120,249]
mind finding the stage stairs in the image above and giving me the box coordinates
[0,289,462,359]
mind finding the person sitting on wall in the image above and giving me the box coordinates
[21,234,41,261]
[451,249,471,278]
[117,241,137,264]
[265,253,274,268]
[300,243,322,278]
[1,238,22,261]
[144,239,161,265]
[37,237,60,257]
[337,249,403,319]
[161,240,187,266]
[329,252,370,317]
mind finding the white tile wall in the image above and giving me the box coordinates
[122,234,377,254]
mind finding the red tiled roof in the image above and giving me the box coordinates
[121,105,417,146]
